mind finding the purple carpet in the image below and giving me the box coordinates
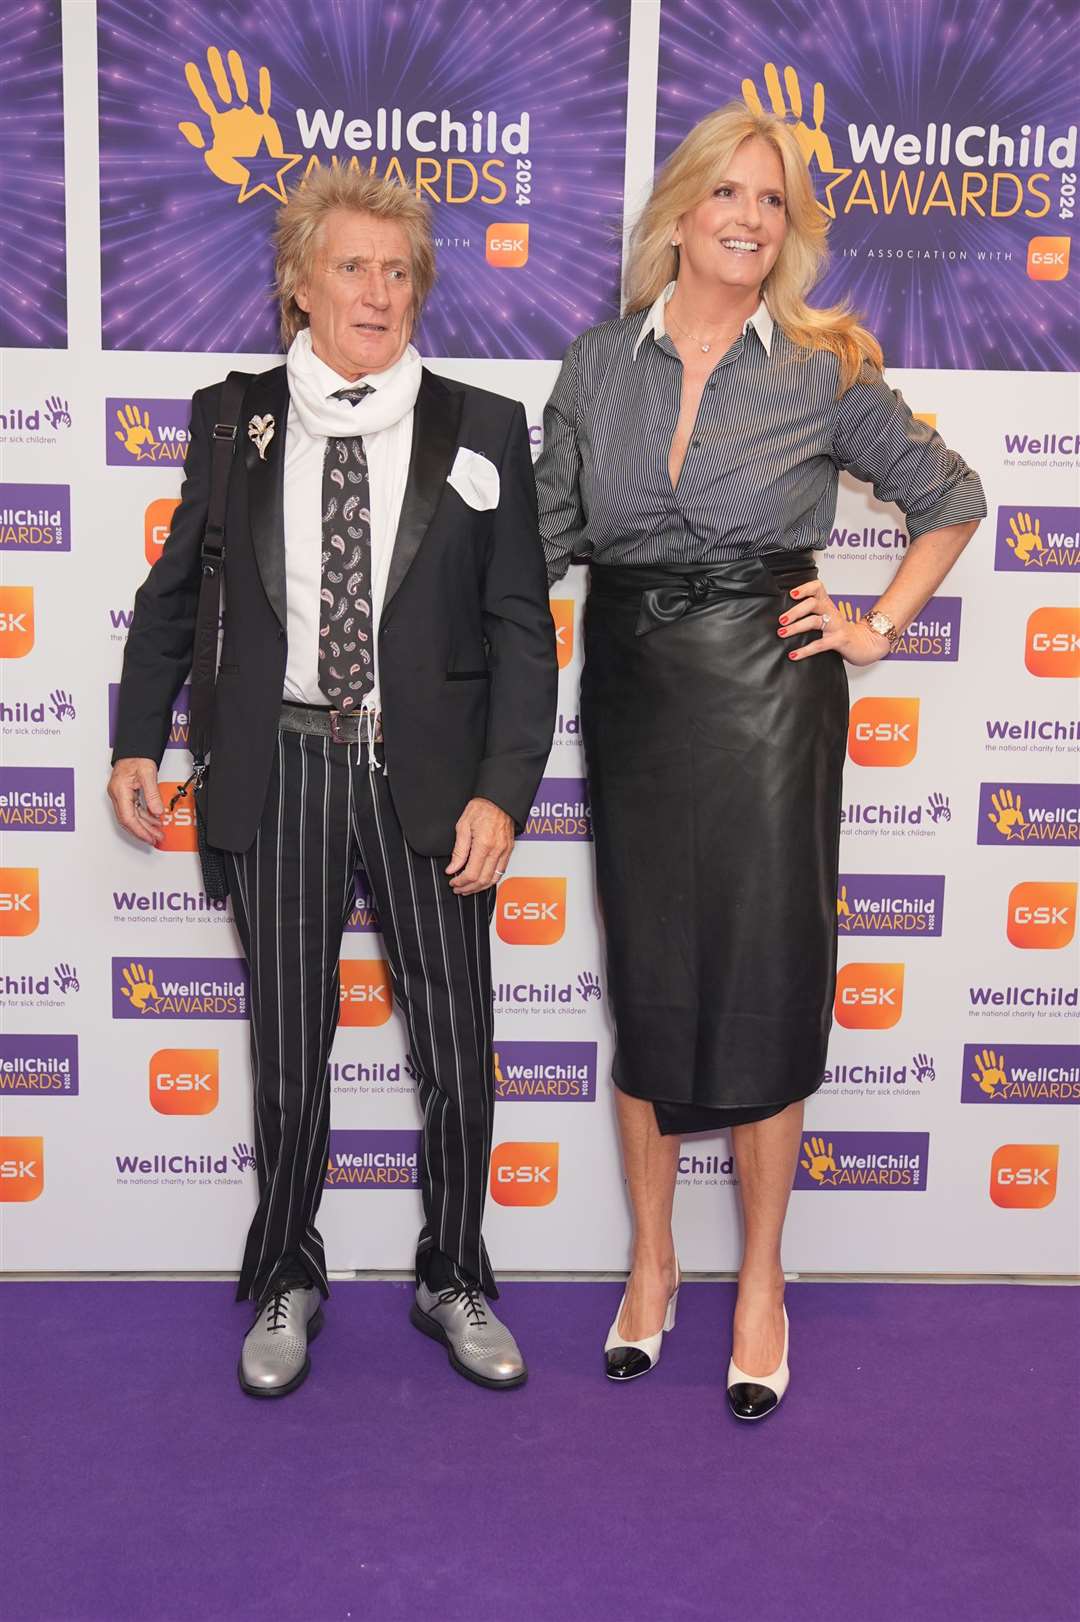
[4,1281,1077,1621]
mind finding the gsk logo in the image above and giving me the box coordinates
[1006,881,1076,950]
[990,1144,1059,1208]
[834,962,904,1029]
[1025,607,1080,677]
[486,223,529,267]
[496,877,566,945]
[0,587,35,657]
[339,959,393,1026]
[0,1135,44,1201]
[847,697,920,767]
[145,499,179,567]
[1026,236,1070,282]
[157,782,199,852]
[550,599,574,671]
[150,1048,219,1115]
[490,1141,559,1206]
[0,868,39,936]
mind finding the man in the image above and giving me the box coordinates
[108,169,557,1397]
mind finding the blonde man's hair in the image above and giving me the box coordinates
[624,101,883,393]
[274,167,437,349]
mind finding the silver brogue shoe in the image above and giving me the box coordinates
[410,1280,527,1389]
[238,1286,324,1398]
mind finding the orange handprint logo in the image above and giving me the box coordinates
[742,64,838,175]
[972,1048,1007,1099]
[121,962,160,1013]
[178,48,301,204]
[987,788,1026,840]
[1005,513,1044,566]
[115,404,156,461]
[800,1136,837,1184]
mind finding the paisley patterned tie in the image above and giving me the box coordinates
[319,385,374,710]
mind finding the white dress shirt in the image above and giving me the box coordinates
[282,345,415,710]
[632,279,774,356]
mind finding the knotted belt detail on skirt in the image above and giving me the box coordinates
[585,550,819,636]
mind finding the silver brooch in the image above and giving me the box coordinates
[247,413,275,460]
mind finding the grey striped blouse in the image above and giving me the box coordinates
[537,288,987,585]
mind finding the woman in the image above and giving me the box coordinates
[535,103,984,1419]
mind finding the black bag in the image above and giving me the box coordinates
[167,371,251,901]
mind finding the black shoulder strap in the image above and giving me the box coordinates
[188,370,252,764]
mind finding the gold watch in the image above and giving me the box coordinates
[866,609,901,651]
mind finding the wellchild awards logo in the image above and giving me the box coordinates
[111,958,249,1018]
[962,1044,1080,1105]
[979,783,1078,846]
[98,12,630,359]
[837,875,944,935]
[0,486,71,553]
[832,596,960,661]
[0,1036,78,1096]
[520,780,592,841]
[106,400,192,466]
[324,1130,421,1189]
[655,15,1079,371]
[795,1130,930,1190]
[995,507,1079,572]
[493,1042,597,1101]
[344,870,380,933]
[0,769,75,831]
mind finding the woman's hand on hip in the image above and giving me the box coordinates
[778,579,890,667]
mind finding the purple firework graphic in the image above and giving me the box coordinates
[656,0,1078,371]
[97,0,630,358]
[0,0,67,347]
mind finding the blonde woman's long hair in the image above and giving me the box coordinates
[624,102,882,392]
[274,166,436,350]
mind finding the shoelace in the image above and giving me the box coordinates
[440,1283,487,1328]
[264,1289,293,1333]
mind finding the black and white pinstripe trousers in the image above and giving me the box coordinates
[227,726,498,1306]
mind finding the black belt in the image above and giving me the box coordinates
[589,552,818,636]
[279,701,383,744]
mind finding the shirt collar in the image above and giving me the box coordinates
[308,339,420,400]
[633,281,774,358]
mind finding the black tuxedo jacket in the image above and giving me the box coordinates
[113,364,557,857]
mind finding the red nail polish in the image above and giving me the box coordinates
[788,650,797,659]
[779,614,788,624]
[790,589,800,598]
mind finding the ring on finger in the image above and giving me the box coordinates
[821,611,831,630]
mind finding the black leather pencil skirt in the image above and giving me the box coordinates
[580,552,848,1137]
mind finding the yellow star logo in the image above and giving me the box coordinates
[818,167,854,220]
[235,136,302,205]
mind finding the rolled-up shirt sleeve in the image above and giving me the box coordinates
[832,366,987,540]
[536,338,589,584]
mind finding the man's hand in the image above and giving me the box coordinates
[108,758,165,847]
[446,798,514,896]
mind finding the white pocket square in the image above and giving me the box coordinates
[447,446,500,512]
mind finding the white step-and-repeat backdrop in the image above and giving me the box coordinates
[1,0,1077,1278]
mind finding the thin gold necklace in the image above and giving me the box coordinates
[667,308,741,355]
